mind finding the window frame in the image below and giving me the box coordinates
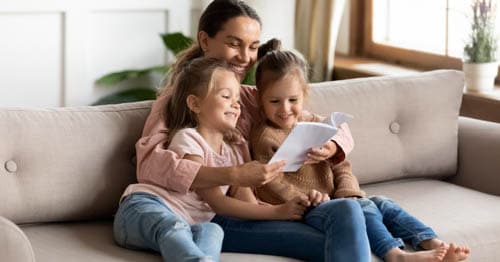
[358,0,463,71]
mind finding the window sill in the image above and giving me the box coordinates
[333,55,500,123]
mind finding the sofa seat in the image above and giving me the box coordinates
[21,222,301,262]
[20,178,499,262]
[363,178,500,261]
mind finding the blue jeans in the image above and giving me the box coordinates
[113,192,223,262]
[357,196,437,259]
[212,198,370,262]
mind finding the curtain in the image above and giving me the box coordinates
[295,0,346,82]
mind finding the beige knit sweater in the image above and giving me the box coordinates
[250,116,365,205]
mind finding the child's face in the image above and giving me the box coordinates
[197,70,241,133]
[260,74,304,129]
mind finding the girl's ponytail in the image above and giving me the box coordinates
[257,38,282,60]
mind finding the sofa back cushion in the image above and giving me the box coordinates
[306,70,464,184]
[0,101,152,224]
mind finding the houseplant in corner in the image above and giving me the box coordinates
[463,0,498,92]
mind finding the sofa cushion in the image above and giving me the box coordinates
[307,70,464,184]
[22,221,301,262]
[0,101,152,224]
[363,179,500,261]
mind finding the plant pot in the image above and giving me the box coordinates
[462,61,498,92]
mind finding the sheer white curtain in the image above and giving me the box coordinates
[295,0,346,82]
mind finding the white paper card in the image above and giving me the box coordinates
[268,112,353,172]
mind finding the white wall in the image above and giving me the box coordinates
[0,0,190,107]
[0,0,296,107]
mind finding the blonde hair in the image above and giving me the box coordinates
[164,57,234,136]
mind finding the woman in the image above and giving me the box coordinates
[125,0,370,261]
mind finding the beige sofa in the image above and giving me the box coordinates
[1,70,499,262]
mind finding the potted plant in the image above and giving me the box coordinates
[463,0,498,92]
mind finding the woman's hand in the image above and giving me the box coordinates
[233,160,286,187]
[308,189,330,206]
[304,140,338,164]
[275,195,310,220]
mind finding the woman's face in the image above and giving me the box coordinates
[199,16,261,81]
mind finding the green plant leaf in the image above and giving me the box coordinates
[92,88,157,105]
[161,32,193,55]
[145,64,170,75]
[95,65,169,86]
[242,66,256,85]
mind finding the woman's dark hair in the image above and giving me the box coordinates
[199,0,261,38]
[165,57,234,137]
[167,0,261,87]
[255,38,309,96]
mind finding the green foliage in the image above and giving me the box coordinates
[242,66,256,85]
[91,88,157,106]
[464,0,498,63]
[161,32,193,55]
[93,32,190,105]
[95,65,169,86]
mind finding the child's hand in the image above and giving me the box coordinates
[276,195,310,220]
[235,160,286,187]
[304,140,337,164]
[308,189,330,206]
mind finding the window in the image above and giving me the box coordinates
[362,0,498,70]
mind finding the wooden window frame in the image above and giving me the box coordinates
[354,0,463,71]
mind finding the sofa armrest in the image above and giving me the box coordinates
[0,216,35,262]
[449,117,500,196]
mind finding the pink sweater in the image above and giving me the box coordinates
[133,85,354,194]
[124,128,250,224]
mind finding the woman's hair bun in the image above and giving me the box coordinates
[258,38,282,60]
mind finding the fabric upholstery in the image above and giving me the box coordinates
[452,117,500,196]
[22,221,301,262]
[363,179,500,262]
[0,101,152,224]
[306,70,464,184]
[0,216,35,262]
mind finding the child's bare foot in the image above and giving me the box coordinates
[385,246,447,262]
[419,238,446,250]
[442,243,470,262]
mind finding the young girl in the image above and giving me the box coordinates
[114,56,310,262]
[249,45,471,262]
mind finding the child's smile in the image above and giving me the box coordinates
[261,74,304,129]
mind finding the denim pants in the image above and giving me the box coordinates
[212,198,370,262]
[357,196,438,259]
[113,192,223,262]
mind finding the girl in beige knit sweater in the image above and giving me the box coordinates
[249,41,469,262]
